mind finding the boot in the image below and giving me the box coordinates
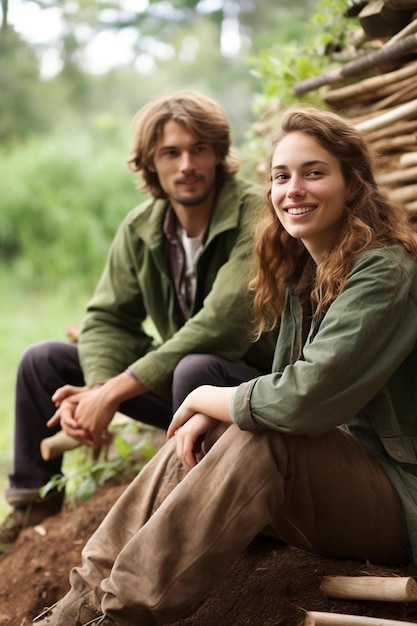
[0,490,64,545]
[32,589,100,625]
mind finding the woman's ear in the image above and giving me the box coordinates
[346,179,356,202]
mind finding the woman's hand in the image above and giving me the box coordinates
[167,385,235,439]
[174,413,218,472]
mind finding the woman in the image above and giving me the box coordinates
[34,106,417,626]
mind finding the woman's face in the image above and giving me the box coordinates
[270,131,350,263]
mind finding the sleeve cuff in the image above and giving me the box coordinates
[230,377,264,431]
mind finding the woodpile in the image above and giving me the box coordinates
[293,0,417,215]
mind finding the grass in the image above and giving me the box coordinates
[0,267,92,519]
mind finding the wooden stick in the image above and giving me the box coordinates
[377,164,417,185]
[400,151,417,166]
[294,33,417,95]
[370,134,417,153]
[354,99,417,132]
[304,612,417,626]
[320,576,417,602]
[389,183,417,202]
[366,119,417,141]
[405,200,417,212]
[386,16,417,44]
[323,62,417,105]
[341,33,417,79]
[40,430,81,460]
[369,81,417,112]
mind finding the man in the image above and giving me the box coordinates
[1,90,275,544]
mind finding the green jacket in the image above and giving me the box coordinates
[231,245,417,570]
[78,177,276,398]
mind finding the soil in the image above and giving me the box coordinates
[1,473,417,626]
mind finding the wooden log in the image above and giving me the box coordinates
[320,576,417,602]
[377,164,417,185]
[326,72,417,108]
[40,430,81,460]
[405,199,417,212]
[400,151,417,165]
[347,106,393,124]
[389,183,417,202]
[354,98,417,132]
[359,0,414,38]
[341,33,417,79]
[294,33,417,95]
[370,134,417,153]
[366,74,417,101]
[386,16,417,44]
[384,0,417,11]
[369,80,417,112]
[366,119,417,141]
[304,612,417,626]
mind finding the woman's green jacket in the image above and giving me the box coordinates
[231,244,417,571]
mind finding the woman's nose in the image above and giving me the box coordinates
[287,175,306,196]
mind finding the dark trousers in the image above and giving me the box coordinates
[7,341,261,503]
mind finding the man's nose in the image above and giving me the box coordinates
[179,151,195,171]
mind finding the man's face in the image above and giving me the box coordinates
[152,120,220,210]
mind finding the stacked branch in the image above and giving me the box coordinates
[292,1,417,214]
[302,577,417,625]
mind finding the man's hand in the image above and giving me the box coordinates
[48,372,146,448]
[47,386,116,447]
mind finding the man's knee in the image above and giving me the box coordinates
[172,354,221,408]
[174,354,219,385]
[19,340,77,376]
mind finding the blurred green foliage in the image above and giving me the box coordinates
[0,119,143,289]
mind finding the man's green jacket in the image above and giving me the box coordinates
[78,177,276,398]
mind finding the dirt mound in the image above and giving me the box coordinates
[1,478,417,625]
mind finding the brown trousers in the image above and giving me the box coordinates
[69,425,408,625]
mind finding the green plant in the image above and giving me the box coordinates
[40,421,157,506]
[240,0,357,175]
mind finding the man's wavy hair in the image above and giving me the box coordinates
[127,90,239,198]
[251,105,417,336]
